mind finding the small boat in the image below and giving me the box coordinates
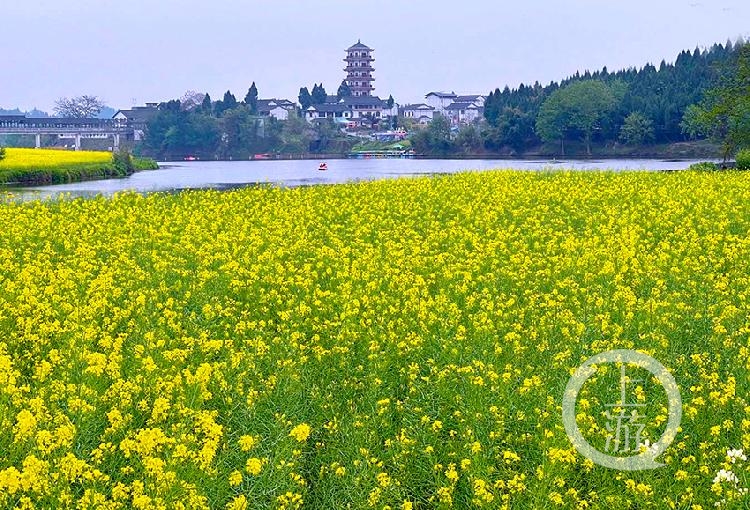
[318,162,328,171]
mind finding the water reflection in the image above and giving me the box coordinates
[4,158,702,201]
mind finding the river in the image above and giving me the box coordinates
[5,158,707,201]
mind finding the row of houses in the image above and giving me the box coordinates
[112,91,484,134]
[304,95,398,127]
[304,92,485,127]
[400,92,486,126]
[113,99,299,140]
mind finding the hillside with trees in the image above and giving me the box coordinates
[479,39,745,157]
[680,42,750,161]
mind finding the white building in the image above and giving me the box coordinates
[381,101,399,119]
[344,96,387,120]
[112,103,159,141]
[444,101,483,125]
[425,92,457,114]
[305,102,352,123]
[421,93,487,125]
[400,103,435,124]
[306,96,391,126]
[454,94,486,107]
[257,99,296,121]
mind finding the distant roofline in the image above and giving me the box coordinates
[445,102,482,110]
[425,91,457,99]
[454,94,486,100]
[347,39,373,51]
[401,103,435,110]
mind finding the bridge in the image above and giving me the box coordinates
[0,116,133,151]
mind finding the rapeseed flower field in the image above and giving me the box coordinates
[0,170,749,508]
[0,148,112,169]
[0,148,156,184]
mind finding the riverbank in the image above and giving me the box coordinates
[0,148,158,185]
[411,139,722,160]
[518,139,723,160]
[228,140,723,161]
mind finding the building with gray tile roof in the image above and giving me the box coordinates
[345,40,375,97]
[347,40,372,52]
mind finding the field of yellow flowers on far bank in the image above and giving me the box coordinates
[0,148,157,184]
[1,170,749,509]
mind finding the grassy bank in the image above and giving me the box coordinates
[0,171,749,508]
[511,139,723,160]
[0,148,158,185]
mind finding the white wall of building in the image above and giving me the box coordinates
[463,107,481,124]
[403,106,434,121]
[381,104,399,117]
[269,106,289,121]
[446,104,482,125]
[425,94,455,113]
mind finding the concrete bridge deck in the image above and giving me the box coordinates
[0,117,133,151]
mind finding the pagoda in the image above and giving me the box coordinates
[344,40,375,97]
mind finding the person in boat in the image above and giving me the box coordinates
[318,162,328,171]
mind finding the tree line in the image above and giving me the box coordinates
[140,39,748,159]
[475,39,747,156]
[680,43,750,161]
[142,85,355,159]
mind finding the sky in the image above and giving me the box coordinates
[2,0,750,112]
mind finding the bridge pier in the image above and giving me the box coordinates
[0,123,132,149]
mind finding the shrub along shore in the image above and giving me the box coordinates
[0,148,158,186]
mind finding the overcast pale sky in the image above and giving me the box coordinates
[3,0,749,112]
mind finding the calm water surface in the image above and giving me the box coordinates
[6,158,704,201]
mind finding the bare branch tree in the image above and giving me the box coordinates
[180,90,206,111]
[53,95,106,118]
